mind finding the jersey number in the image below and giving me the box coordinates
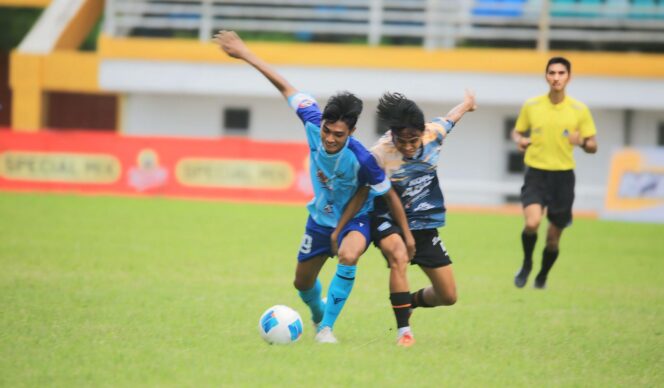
[299,234,313,254]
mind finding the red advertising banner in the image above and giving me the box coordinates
[0,129,313,204]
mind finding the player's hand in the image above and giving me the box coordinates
[404,232,416,261]
[330,230,340,257]
[213,30,250,59]
[567,130,583,146]
[464,89,477,112]
[516,137,531,152]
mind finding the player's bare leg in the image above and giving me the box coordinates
[515,204,543,288]
[379,234,414,346]
[294,254,327,291]
[418,265,457,307]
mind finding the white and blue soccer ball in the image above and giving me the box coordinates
[258,305,303,345]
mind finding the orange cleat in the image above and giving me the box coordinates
[396,332,415,347]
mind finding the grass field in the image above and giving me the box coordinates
[1,192,663,387]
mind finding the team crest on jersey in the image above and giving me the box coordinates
[317,170,330,185]
[298,99,315,108]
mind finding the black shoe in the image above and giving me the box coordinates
[514,265,531,288]
[534,275,547,289]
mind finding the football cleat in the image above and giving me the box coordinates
[533,275,547,289]
[396,331,415,347]
[315,326,338,344]
[514,265,532,288]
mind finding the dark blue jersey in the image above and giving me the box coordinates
[371,118,454,230]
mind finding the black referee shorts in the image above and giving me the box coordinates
[520,167,575,229]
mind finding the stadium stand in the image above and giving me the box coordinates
[103,0,664,49]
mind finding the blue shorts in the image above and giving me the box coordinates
[297,215,371,262]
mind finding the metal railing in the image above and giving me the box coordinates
[103,0,664,50]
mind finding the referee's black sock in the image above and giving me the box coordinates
[410,288,433,309]
[521,230,538,270]
[390,292,412,329]
[537,248,559,280]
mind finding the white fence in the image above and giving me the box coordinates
[104,0,664,49]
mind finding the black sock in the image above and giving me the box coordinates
[521,230,538,269]
[390,292,411,329]
[537,248,559,280]
[410,288,433,309]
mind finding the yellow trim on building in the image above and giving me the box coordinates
[99,34,664,79]
[0,0,51,7]
[10,53,43,132]
[42,51,99,92]
[55,0,103,50]
[10,50,100,131]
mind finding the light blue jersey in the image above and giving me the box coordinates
[288,93,390,228]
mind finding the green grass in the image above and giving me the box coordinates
[1,192,663,387]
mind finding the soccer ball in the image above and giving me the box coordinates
[258,305,303,345]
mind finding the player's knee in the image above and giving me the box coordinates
[524,219,540,232]
[443,293,458,306]
[436,288,457,306]
[386,249,408,272]
[337,250,360,266]
[389,259,408,277]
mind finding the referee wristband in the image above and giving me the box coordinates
[580,138,588,149]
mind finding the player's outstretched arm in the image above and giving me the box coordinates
[443,89,477,126]
[383,188,415,260]
[331,186,370,256]
[213,30,297,100]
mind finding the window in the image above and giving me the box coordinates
[504,117,524,174]
[507,151,525,173]
[223,108,250,134]
[658,122,664,146]
[504,117,517,140]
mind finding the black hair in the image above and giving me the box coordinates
[546,57,571,74]
[322,91,363,131]
[377,92,425,135]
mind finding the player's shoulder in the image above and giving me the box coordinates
[524,94,547,107]
[347,137,376,164]
[566,95,589,111]
[371,132,394,153]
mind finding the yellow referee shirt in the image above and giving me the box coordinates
[515,94,597,171]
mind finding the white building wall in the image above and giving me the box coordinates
[107,61,664,212]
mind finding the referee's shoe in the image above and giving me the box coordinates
[514,263,532,288]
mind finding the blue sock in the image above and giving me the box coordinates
[298,278,325,324]
[320,264,356,331]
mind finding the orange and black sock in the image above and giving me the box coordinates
[410,288,432,309]
[390,292,411,329]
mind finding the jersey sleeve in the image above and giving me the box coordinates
[358,154,390,196]
[349,138,391,196]
[428,118,455,144]
[578,106,597,138]
[514,102,530,133]
[288,92,322,127]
